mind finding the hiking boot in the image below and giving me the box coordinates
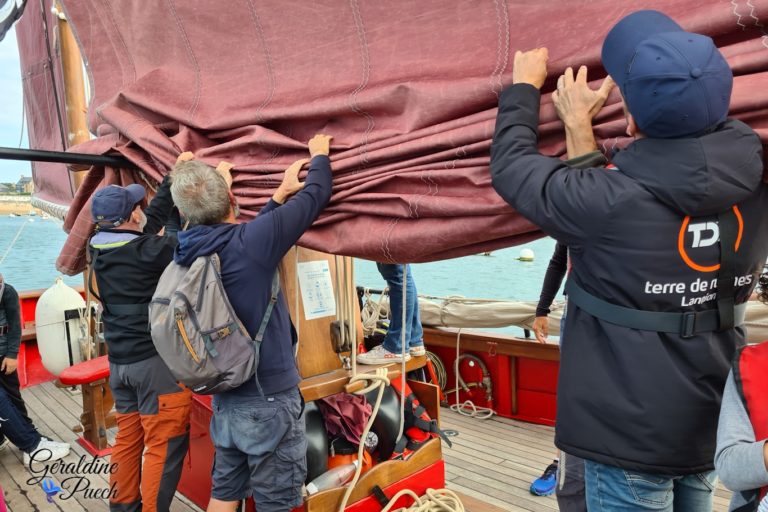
[23,438,71,467]
[357,345,411,365]
[409,345,426,357]
[530,459,558,496]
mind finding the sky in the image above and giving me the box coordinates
[0,27,30,184]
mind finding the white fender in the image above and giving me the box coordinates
[35,277,87,375]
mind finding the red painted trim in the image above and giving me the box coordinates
[76,437,113,457]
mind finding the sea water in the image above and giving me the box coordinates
[0,215,82,290]
[0,215,561,333]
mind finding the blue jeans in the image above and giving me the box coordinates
[0,385,40,453]
[377,263,423,353]
[584,460,717,511]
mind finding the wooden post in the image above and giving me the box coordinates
[55,3,90,187]
[281,247,364,380]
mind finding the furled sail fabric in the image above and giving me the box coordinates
[14,0,75,217]
[33,0,768,273]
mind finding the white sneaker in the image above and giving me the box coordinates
[23,438,71,466]
[409,345,426,357]
[0,438,9,451]
[357,345,411,365]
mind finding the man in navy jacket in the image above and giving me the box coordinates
[171,134,332,512]
[491,10,768,511]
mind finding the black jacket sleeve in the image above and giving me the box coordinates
[2,285,21,358]
[536,242,568,317]
[490,84,623,246]
[143,175,176,235]
[533,151,608,316]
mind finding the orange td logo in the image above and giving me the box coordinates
[677,206,743,272]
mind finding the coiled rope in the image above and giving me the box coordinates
[449,329,495,420]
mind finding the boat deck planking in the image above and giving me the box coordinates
[1,381,732,512]
[440,411,733,512]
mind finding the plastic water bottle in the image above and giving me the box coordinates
[305,461,359,495]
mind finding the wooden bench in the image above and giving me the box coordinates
[58,355,116,457]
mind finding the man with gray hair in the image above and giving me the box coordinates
[171,134,333,512]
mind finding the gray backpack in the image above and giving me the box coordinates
[149,254,278,395]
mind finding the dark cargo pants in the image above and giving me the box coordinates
[109,354,192,512]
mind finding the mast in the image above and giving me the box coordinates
[52,2,89,189]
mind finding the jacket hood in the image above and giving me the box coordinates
[174,223,239,266]
[613,120,764,216]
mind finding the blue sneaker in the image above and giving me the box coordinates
[530,460,558,496]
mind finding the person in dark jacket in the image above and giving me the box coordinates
[491,9,768,511]
[0,276,27,424]
[89,176,191,512]
[0,274,70,465]
[170,134,333,512]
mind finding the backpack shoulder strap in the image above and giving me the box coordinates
[254,270,280,343]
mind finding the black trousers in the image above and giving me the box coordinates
[0,355,33,440]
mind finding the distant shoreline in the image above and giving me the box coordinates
[0,195,44,215]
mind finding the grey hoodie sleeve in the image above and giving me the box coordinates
[715,371,768,492]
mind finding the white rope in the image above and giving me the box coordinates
[0,219,31,266]
[397,264,408,444]
[381,488,465,512]
[346,256,357,376]
[449,329,495,420]
[294,246,300,358]
[361,287,388,336]
[338,367,390,511]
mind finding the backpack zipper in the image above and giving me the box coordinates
[175,311,201,364]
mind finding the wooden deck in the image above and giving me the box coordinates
[439,411,733,512]
[2,381,731,511]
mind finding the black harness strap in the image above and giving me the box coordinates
[565,208,745,338]
[717,209,738,330]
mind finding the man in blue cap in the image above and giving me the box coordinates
[490,10,768,511]
[89,176,191,512]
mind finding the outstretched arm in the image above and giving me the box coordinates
[490,49,620,246]
[143,175,176,235]
[244,135,334,268]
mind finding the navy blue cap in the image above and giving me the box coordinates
[602,10,733,138]
[91,184,146,225]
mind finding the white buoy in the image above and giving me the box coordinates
[519,248,535,262]
[35,278,87,375]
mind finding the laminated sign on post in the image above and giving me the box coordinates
[297,260,336,320]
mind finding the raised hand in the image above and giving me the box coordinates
[308,134,333,158]
[273,158,310,204]
[552,66,615,127]
[512,48,549,90]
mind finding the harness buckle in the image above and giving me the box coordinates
[680,312,696,339]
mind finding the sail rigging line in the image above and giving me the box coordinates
[293,246,300,358]
[397,263,408,444]
[17,93,26,148]
[38,0,73,196]
[0,219,32,267]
